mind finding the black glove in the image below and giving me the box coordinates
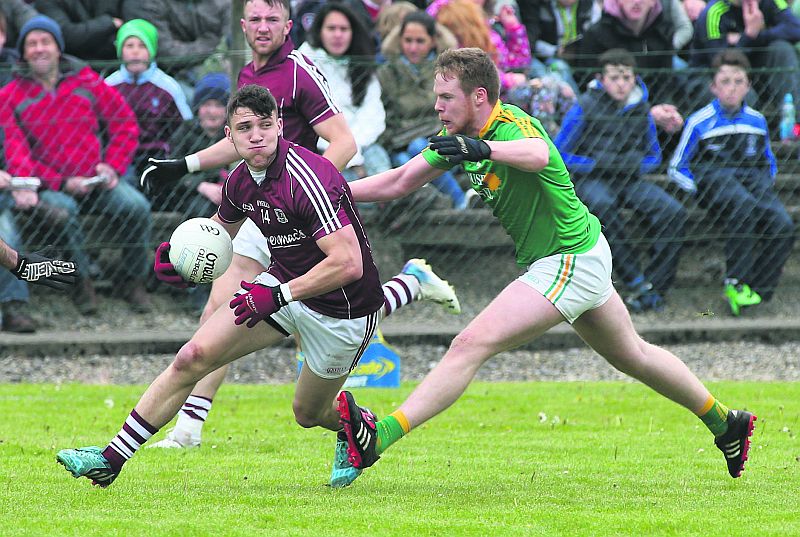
[140,158,189,196]
[11,249,78,290]
[429,135,491,164]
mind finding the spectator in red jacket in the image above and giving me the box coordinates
[0,15,152,314]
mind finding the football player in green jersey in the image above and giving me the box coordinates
[334,48,755,485]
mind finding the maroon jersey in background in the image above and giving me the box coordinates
[237,38,339,152]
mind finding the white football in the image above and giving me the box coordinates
[168,217,233,284]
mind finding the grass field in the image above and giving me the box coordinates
[1,381,798,536]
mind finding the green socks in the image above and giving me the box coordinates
[698,396,730,437]
[376,411,409,455]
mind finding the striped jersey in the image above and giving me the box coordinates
[237,38,340,152]
[668,99,777,192]
[422,101,601,267]
[217,138,383,318]
[690,0,800,66]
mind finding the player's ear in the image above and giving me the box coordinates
[225,125,233,143]
[277,117,283,137]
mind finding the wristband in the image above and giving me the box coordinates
[185,154,201,173]
[279,283,294,303]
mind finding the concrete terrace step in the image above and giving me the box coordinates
[3,317,799,357]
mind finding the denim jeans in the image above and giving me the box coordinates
[573,177,688,293]
[696,168,795,300]
[0,193,29,304]
[392,137,466,209]
[33,181,152,282]
[750,40,800,110]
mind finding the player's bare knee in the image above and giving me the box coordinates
[448,330,492,363]
[172,341,213,378]
[292,400,321,428]
[604,345,648,376]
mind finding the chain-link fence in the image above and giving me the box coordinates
[1,50,799,312]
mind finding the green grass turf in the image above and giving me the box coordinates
[0,381,798,536]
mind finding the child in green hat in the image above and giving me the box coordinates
[106,19,193,178]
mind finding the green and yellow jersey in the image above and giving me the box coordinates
[422,101,601,267]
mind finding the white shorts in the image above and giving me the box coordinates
[517,233,614,324]
[232,218,271,267]
[244,272,380,379]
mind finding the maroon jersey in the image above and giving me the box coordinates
[237,38,339,151]
[218,138,383,319]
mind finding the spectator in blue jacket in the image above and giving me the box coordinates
[690,0,800,114]
[669,49,794,315]
[555,48,688,312]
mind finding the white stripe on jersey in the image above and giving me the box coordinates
[286,148,343,234]
[289,50,341,115]
[668,104,716,171]
[286,152,329,229]
[292,60,298,101]
[701,123,767,139]
[743,105,765,121]
[293,150,342,231]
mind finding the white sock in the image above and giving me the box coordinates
[382,274,420,318]
[175,395,212,438]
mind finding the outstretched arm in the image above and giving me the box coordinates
[348,153,445,203]
[141,138,239,195]
[195,138,241,170]
[430,134,550,172]
[5,246,78,290]
[484,138,550,172]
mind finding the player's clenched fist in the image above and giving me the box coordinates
[153,242,193,289]
[140,158,189,195]
[229,281,289,328]
[12,250,77,290]
[429,135,491,164]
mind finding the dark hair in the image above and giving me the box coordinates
[308,3,376,107]
[400,11,436,38]
[227,84,278,121]
[0,10,6,36]
[598,48,637,71]
[243,0,291,18]
[435,47,500,104]
[711,49,751,74]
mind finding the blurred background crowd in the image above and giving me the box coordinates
[1,0,799,332]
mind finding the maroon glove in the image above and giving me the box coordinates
[229,280,288,328]
[153,242,193,289]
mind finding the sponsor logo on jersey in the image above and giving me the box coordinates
[468,171,499,201]
[268,228,308,246]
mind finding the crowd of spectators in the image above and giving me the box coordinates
[1,0,800,331]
